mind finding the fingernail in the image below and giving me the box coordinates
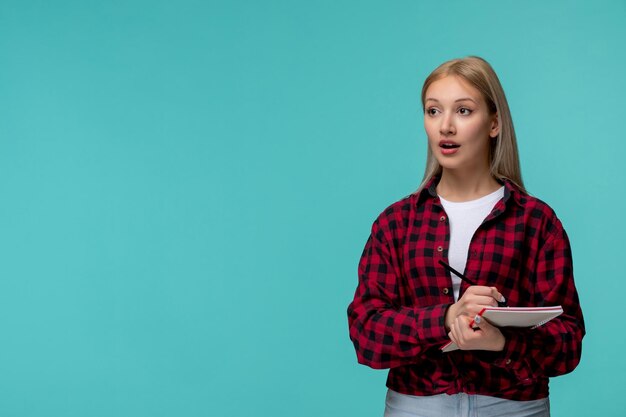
[474,315,481,324]
[500,295,506,303]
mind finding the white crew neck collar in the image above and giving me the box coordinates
[438,186,505,208]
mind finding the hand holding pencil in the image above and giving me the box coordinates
[440,260,508,351]
[440,260,507,331]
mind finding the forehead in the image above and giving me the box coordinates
[425,75,484,103]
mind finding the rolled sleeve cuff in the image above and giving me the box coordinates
[414,303,451,344]
[475,328,529,371]
[494,329,528,369]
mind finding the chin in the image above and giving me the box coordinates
[434,158,462,171]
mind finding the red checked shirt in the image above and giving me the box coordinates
[347,177,585,400]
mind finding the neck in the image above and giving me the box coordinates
[436,167,501,202]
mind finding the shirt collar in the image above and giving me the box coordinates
[416,176,525,208]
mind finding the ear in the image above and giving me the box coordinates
[489,113,500,138]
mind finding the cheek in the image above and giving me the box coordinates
[424,119,438,141]
[462,119,491,140]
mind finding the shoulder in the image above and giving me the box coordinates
[370,193,420,239]
[512,191,566,241]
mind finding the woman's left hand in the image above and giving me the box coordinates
[448,315,506,351]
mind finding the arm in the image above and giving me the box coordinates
[477,227,585,379]
[347,219,450,369]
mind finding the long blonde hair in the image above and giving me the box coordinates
[418,56,525,193]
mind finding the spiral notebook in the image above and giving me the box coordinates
[441,305,563,353]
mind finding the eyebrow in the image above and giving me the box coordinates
[425,97,478,104]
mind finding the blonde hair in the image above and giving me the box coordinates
[418,56,526,193]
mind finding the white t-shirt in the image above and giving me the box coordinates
[439,186,505,300]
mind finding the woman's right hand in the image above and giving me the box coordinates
[445,286,505,331]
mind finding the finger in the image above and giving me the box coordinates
[460,298,499,314]
[461,317,484,343]
[468,295,500,307]
[461,293,500,308]
[490,287,506,304]
[448,330,458,345]
[455,316,474,337]
[463,285,495,296]
[474,316,497,331]
[451,322,464,346]
[472,314,482,329]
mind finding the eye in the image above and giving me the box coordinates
[458,107,473,116]
[426,108,439,116]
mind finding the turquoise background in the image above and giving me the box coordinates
[0,1,624,416]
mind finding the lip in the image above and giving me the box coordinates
[438,140,461,155]
[439,139,460,147]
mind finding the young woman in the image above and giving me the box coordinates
[347,56,584,417]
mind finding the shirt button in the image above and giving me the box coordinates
[440,215,446,222]
[505,359,512,365]
[442,288,449,295]
[437,246,443,252]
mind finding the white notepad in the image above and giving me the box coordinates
[441,305,563,353]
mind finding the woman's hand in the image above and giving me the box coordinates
[448,315,505,351]
[445,286,505,331]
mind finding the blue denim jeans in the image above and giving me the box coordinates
[384,389,550,417]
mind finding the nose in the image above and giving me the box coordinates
[439,112,455,135]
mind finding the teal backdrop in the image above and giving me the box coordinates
[1,1,624,416]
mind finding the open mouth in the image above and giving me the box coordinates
[439,142,460,149]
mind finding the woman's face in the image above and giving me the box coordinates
[423,75,499,174]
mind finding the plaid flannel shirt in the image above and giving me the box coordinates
[347,177,585,400]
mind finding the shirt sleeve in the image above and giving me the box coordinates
[478,224,585,381]
[347,218,450,370]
